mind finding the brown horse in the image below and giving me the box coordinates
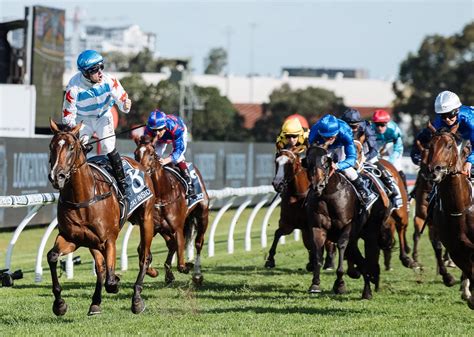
[305,145,392,299]
[412,137,457,286]
[353,137,414,270]
[48,120,155,315]
[134,135,209,285]
[265,147,335,271]
[425,124,474,308]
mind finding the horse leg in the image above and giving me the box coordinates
[47,235,76,316]
[308,228,325,294]
[192,213,208,286]
[88,249,106,315]
[394,215,415,268]
[265,227,290,269]
[104,240,120,294]
[162,233,177,284]
[412,215,424,265]
[332,232,349,294]
[301,227,314,272]
[461,273,471,301]
[347,245,364,279]
[323,241,336,271]
[429,229,456,287]
[131,210,154,314]
[383,248,392,272]
[365,232,380,293]
[137,241,158,278]
[443,250,456,268]
[347,241,372,299]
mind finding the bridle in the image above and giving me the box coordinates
[276,149,306,194]
[50,132,88,184]
[427,132,462,177]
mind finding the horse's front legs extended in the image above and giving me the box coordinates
[333,230,349,294]
[192,217,208,285]
[88,249,106,315]
[47,235,76,316]
[104,240,120,294]
[175,222,191,274]
[162,233,177,284]
[429,228,456,287]
[265,226,289,269]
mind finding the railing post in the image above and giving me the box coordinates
[228,196,253,254]
[208,196,236,257]
[261,196,281,248]
[244,194,270,251]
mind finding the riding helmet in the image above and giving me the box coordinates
[372,109,391,123]
[77,50,104,75]
[147,110,167,130]
[434,91,462,114]
[341,108,362,124]
[318,114,340,138]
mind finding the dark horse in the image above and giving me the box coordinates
[425,124,474,308]
[412,137,457,286]
[353,136,415,271]
[48,120,155,315]
[266,147,336,271]
[305,144,392,299]
[134,135,209,285]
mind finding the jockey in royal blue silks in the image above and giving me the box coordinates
[341,108,403,209]
[309,114,378,208]
[144,110,195,196]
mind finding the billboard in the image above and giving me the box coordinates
[31,6,65,131]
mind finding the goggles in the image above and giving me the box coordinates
[375,123,387,128]
[439,108,459,120]
[285,134,298,139]
[86,63,104,75]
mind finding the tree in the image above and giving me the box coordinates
[204,47,227,75]
[128,48,158,73]
[192,86,246,140]
[251,84,345,142]
[393,22,474,136]
[103,51,130,72]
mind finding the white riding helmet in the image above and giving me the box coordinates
[434,91,462,114]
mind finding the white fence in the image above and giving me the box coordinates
[0,186,298,282]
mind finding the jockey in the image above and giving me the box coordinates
[275,117,308,152]
[144,110,195,197]
[411,90,474,174]
[371,109,408,189]
[309,114,378,208]
[62,49,132,200]
[342,108,403,209]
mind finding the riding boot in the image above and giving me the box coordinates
[352,176,378,209]
[380,173,403,209]
[108,149,128,200]
[180,167,195,197]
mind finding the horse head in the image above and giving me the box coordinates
[426,123,462,183]
[272,145,306,193]
[306,145,333,196]
[48,119,84,190]
[134,135,160,174]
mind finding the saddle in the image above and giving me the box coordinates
[163,162,204,209]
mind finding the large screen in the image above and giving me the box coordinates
[31,6,65,131]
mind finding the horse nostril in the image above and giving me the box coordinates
[58,173,66,180]
[434,165,442,172]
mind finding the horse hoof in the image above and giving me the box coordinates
[165,272,175,285]
[87,304,101,316]
[361,292,373,300]
[308,284,321,294]
[131,298,146,314]
[264,260,275,269]
[333,283,346,295]
[146,267,159,278]
[52,299,68,316]
[306,263,314,272]
[442,274,456,287]
[347,268,361,279]
[385,266,393,271]
[192,274,204,286]
[178,265,190,274]
[105,282,119,294]
[468,298,474,310]
[445,260,457,268]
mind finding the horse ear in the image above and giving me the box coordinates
[50,118,60,134]
[427,121,436,133]
[71,122,82,136]
[134,135,141,146]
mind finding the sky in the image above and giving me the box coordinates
[1,0,473,79]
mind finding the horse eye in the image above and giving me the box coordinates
[69,144,75,151]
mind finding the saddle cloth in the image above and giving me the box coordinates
[87,156,153,224]
[164,162,205,209]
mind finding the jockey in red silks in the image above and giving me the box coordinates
[144,110,195,196]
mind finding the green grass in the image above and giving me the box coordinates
[0,206,472,336]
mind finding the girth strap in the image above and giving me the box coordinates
[59,191,112,209]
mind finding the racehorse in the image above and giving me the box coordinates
[353,136,414,271]
[266,146,336,271]
[134,135,209,285]
[48,120,154,315]
[305,144,392,299]
[425,124,474,308]
[412,137,457,286]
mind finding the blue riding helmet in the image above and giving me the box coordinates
[341,108,362,124]
[77,50,104,74]
[318,114,340,137]
[147,110,167,130]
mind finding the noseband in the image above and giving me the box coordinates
[277,149,305,187]
[428,133,461,177]
[51,132,87,183]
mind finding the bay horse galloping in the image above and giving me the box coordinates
[134,135,209,285]
[266,147,335,271]
[48,120,155,315]
[413,136,457,286]
[305,145,392,299]
[426,124,474,308]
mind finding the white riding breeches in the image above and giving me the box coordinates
[79,114,116,155]
[341,166,358,181]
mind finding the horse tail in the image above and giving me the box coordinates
[184,215,196,248]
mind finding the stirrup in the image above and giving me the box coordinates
[364,193,378,210]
